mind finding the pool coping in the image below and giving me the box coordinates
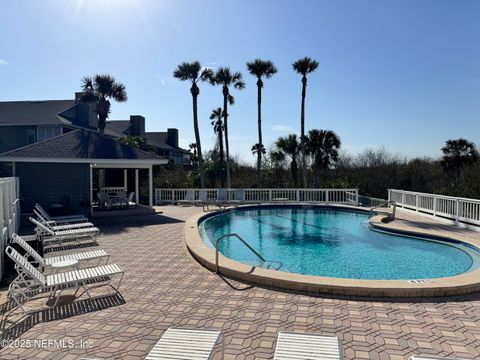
[183,204,480,297]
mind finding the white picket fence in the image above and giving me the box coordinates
[389,189,480,226]
[0,177,21,280]
[155,188,359,205]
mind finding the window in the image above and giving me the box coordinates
[37,126,62,141]
[26,129,36,144]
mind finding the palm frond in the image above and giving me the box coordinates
[247,59,278,79]
[292,57,319,75]
[173,61,202,82]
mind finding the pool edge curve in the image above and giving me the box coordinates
[184,204,480,298]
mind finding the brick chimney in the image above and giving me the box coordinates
[129,115,145,137]
[167,128,179,148]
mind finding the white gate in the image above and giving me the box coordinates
[0,177,20,280]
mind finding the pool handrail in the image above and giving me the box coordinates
[215,233,266,274]
[369,200,396,220]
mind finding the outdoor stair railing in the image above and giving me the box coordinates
[389,189,480,226]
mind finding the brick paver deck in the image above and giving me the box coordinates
[0,206,479,359]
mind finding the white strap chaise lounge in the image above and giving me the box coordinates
[177,190,195,205]
[35,203,88,224]
[12,234,109,270]
[409,356,468,360]
[33,209,95,230]
[274,332,342,360]
[30,217,99,244]
[5,246,123,314]
[145,328,223,360]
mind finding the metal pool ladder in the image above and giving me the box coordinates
[369,200,397,221]
[215,233,282,274]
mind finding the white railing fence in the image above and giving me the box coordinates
[99,187,127,194]
[155,188,359,205]
[0,177,21,280]
[389,189,480,226]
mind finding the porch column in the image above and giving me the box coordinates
[124,169,128,190]
[89,164,93,216]
[135,169,139,205]
[149,165,153,208]
[99,169,105,189]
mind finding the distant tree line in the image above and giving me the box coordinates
[155,137,480,200]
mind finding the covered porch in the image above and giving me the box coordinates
[91,162,155,215]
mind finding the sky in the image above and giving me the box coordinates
[0,0,479,163]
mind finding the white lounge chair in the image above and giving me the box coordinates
[204,188,228,211]
[409,356,468,360]
[274,332,342,360]
[12,234,109,270]
[35,203,88,224]
[232,189,245,205]
[177,190,195,205]
[128,192,136,208]
[145,328,223,360]
[30,217,99,244]
[5,246,124,314]
[33,209,95,230]
[97,192,113,210]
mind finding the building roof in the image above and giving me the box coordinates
[145,132,190,153]
[0,129,167,164]
[0,100,76,126]
[105,120,131,136]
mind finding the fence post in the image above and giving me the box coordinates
[433,195,437,217]
[415,193,419,212]
[401,192,405,208]
[268,189,272,202]
[455,199,460,225]
[326,190,329,204]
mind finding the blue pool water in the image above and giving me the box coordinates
[198,206,480,280]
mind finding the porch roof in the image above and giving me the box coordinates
[0,129,168,166]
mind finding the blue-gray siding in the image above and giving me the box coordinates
[15,162,90,218]
[0,125,37,154]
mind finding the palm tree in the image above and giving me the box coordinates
[173,62,213,188]
[189,143,198,167]
[246,59,278,186]
[209,67,245,188]
[440,138,479,180]
[251,143,266,165]
[80,74,127,135]
[275,134,300,187]
[210,107,225,168]
[292,57,319,188]
[306,129,341,187]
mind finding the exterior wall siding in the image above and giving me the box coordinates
[15,162,91,218]
[0,125,37,154]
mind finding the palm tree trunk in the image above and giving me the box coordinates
[192,93,205,188]
[300,75,307,189]
[222,86,230,188]
[97,113,108,135]
[292,159,298,188]
[218,126,225,187]
[257,79,262,187]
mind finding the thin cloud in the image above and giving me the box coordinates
[0,58,8,66]
[171,22,183,32]
[270,124,294,133]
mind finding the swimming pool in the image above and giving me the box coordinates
[198,206,480,280]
